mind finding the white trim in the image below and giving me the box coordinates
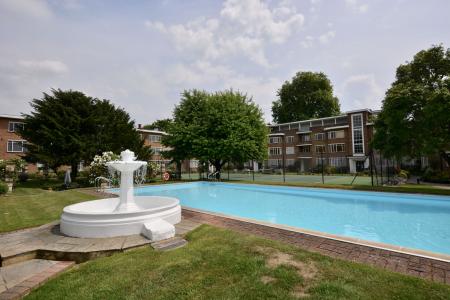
[136,129,168,135]
[296,144,312,146]
[268,133,285,136]
[0,114,23,120]
[351,113,365,155]
[7,121,25,133]
[296,131,311,134]
[324,125,349,131]
[297,156,312,159]
[366,122,374,126]
[7,139,27,153]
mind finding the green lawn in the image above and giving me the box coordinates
[0,186,97,233]
[26,225,450,300]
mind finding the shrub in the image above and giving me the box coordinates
[18,172,29,182]
[0,181,8,195]
[422,169,450,184]
[398,169,410,179]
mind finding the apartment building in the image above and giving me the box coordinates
[267,109,378,173]
[0,114,27,160]
[136,125,170,163]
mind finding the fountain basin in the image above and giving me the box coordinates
[60,196,181,238]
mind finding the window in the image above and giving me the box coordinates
[351,114,364,154]
[286,147,294,155]
[329,157,347,167]
[314,133,325,141]
[286,136,294,143]
[269,147,282,155]
[299,145,311,153]
[7,140,26,153]
[148,135,161,142]
[315,145,325,153]
[328,143,345,153]
[299,124,310,132]
[268,159,282,168]
[302,135,311,142]
[327,130,345,139]
[8,122,24,132]
[152,147,164,154]
[269,137,281,144]
[315,157,326,165]
[286,159,295,166]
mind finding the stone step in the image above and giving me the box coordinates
[150,237,188,251]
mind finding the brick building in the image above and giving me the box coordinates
[267,109,379,173]
[0,114,38,172]
[0,114,27,161]
[136,126,171,163]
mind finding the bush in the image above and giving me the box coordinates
[0,181,8,195]
[422,169,450,184]
[18,172,29,182]
[398,169,410,179]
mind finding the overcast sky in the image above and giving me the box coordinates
[1,0,449,124]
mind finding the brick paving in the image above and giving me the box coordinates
[181,208,450,285]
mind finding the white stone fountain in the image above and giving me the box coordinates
[60,150,181,241]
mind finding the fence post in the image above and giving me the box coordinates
[380,153,383,185]
[227,161,230,181]
[369,151,374,186]
[321,151,324,184]
[252,160,255,181]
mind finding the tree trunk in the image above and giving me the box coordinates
[71,162,79,180]
[176,160,182,180]
[212,159,224,180]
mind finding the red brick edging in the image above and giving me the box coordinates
[182,209,450,284]
[0,261,74,300]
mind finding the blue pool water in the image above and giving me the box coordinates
[135,182,450,255]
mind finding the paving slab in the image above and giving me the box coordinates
[0,217,198,266]
[0,259,58,293]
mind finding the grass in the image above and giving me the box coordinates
[26,225,450,300]
[0,185,97,233]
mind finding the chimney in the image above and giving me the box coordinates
[138,124,142,129]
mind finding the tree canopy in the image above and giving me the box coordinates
[143,118,172,132]
[373,45,450,165]
[271,71,341,123]
[20,89,151,178]
[163,89,268,178]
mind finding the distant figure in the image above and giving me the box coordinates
[64,169,72,188]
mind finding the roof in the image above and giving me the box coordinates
[0,114,24,120]
[136,128,168,135]
[268,108,378,128]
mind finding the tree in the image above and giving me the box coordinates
[163,89,268,178]
[143,118,172,132]
[272,71,341,123]
[20,89,151,178]
[373,45,450,166]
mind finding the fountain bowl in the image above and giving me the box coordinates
[60,196,181,238]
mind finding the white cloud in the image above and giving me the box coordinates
[0,0,52,18]
[341,74,383,109]
[300,35,314,48]
[146,0,305,67]
[18,60,69,75]
[318,30,336,44]
[344,0,369,13]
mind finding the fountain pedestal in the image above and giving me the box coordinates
[60,150,181,241]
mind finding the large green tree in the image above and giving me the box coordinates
[20,89,151,178]
[163,89,268,178]
[373,45,450,165]
[272,71,341,123]
[143,118,172,132]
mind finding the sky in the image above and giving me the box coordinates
[1,0,449,124]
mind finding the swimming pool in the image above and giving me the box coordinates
[134,182,450,256]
